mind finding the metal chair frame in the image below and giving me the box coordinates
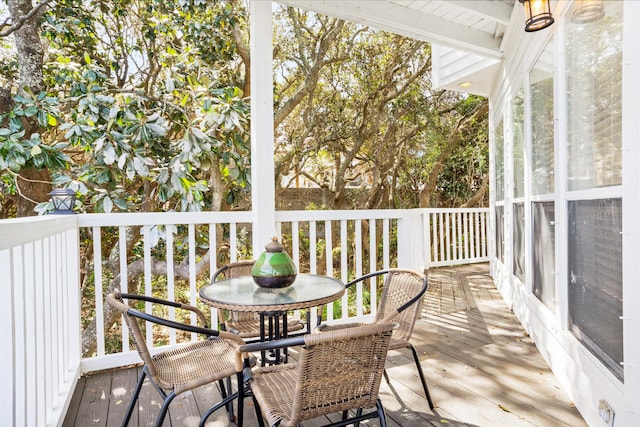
[106,291,246,427]
[234,323,396,427]
[317,268,435,409]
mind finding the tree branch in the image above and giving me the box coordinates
[0,0,52,37]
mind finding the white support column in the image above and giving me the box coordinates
[250,0,277,253]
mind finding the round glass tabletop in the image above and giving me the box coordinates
[199,274,345,312]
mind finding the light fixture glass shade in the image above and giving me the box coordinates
[572,0,605,24]
[519,0,554,32]
[49,188,76,214]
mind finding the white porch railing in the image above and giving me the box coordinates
[1,215,82,427]
[424,208,489,267]
[1,207,488,426]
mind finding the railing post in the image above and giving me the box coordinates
[250,0,277,251]
[397,210,427,271]
[423,209,432,270]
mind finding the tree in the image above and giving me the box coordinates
[272,6,489,210]
[2,0,254,355]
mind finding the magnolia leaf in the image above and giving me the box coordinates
[114,198,128,210]
[191,127,208,141]
[103,144,116,165]
[118,153,127,169]
[146,123,166,137]
[102,196,114,213]
[133,156,149,176]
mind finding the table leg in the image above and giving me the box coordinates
[259,311,289,366]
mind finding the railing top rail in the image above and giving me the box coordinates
[76,211,254,227]
[421,207,489,213]
[0,215,78,250]
[275,209,419,221]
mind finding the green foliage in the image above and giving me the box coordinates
[2,0,251,216]
[272,6,489,209]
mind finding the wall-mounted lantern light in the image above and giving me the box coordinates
[519,0,554,32]
[49,188,76,214]
[572,0,605,24]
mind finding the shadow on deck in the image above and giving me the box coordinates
[63,263,587,427]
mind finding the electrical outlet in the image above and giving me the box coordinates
[598,399,614,426]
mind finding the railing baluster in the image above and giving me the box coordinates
[119,226,130,352]
[93,226,105,356]
[166,225,176,345]
[369,219,377,312]
[383,218,390,270]
[310,220,317,274]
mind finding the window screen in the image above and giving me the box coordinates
[566,1,622,191]
[495,121,505,202]
[495,205,504,263]
[530,41,554,196]
[512,202,525,281]
[512,91,525,199]
[568,198,623,381]
[533,202,555,309]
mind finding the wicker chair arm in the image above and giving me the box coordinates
[126,307,221,338]
[314,271,390,328]
[120,292,209,327]
[347,269,428,314]
[345,270,390,288]
[314,321,365,333]
[238,336,305,354]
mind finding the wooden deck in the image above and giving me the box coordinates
[63,264,587,427]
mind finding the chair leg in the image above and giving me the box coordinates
[382,368,391,386]
[199,389,239,427]
[376,399,388,427]
[408,343,435,410]
[252,394,266,427]
[219,377,235,422]
[354,408,363,427]
[236,373,245,427]
[122,367,147,427]
[154,391,177,427]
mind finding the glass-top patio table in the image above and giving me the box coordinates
[199,274,345,364]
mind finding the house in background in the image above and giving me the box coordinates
[277,1,637,425]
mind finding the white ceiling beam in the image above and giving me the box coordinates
[277,0,504,58]
[443,1,513,26]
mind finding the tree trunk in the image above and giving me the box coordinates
[15,168,52,216]
[8,0,51,216]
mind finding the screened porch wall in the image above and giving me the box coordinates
[487,1,639,426]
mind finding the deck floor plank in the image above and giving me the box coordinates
[63,264,586,427]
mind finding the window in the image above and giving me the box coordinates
[512,90,525,199]
[566,2,622,191]
[530,41,555,196]
[530,40,555,309]
[532,202,555,309]
[495,205,504,263]
[512,91,525,280]
[512,202,525,281]
[494,121,505,202]
[564,0,623,381]
[494,120,504,263]
[568,199,623,381]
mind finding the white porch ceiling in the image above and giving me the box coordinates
[276,0,516,59]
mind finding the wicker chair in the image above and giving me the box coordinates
[316,269,435,409]
[236,322,396,427]
[106,291,247,427]
[213,260,305,339]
